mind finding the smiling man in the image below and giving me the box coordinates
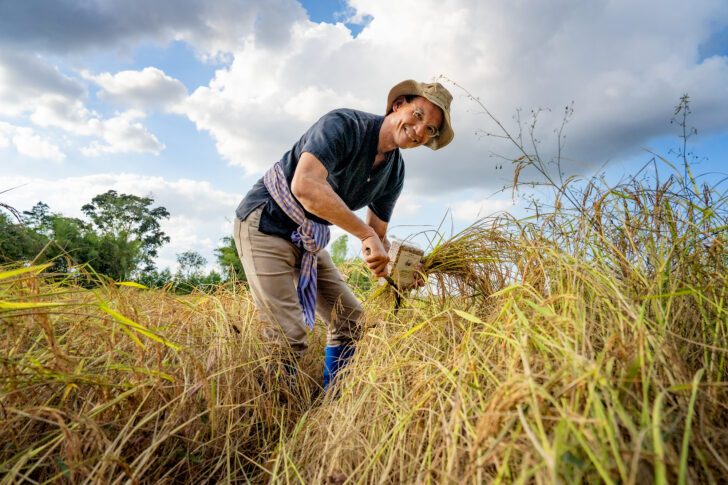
[233,80,454,391]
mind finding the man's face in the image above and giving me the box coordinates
[390,96,444,149]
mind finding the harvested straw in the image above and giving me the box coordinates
[421,216,514,299]
[272,161,728,483]
[2,162,728,483]
[0,266,323,483]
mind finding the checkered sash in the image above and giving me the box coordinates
[263,162,330,329]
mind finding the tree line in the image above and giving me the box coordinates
[0,190,245,291]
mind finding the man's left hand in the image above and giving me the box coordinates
[412,262,425,289]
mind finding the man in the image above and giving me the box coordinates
[233,79,454,390]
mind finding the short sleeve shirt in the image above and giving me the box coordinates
[235,109,405,241]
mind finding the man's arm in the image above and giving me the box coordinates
[366,208,391,253]
[291,152,390,276]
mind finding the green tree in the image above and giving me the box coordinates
[91,232,143,280]
[0,212,47,263]
[195,270,222,289]
[327,234,372,292]
[214,236,246,281]
[81,190,170,271]
[176,251,206,280]
[46,215,96,273]
[22,202,53,236]
[330,234,349,266]
[174,251,225,293]
[136,268,174,289]
[2,195,170,282]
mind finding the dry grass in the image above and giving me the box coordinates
[2,162,728,483]
[0,269,326,483]
[272,163,728,483]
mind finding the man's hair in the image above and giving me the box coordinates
[389,94,422,115]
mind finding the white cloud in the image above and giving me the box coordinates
[31,100,164,156]
[283,85,364,122]
[2,173,237,219]
[0,50,83,118]
[4,0,726,188]
[163,215,216,258]
[79,111,165,156]
[0,52,165,158]
[172,0,728,193]
[0,122,65,162]
[12,128,66,162]
[177,19,372,174]
[0,0,307,58]
[390,190,422,218]
[1,0,728,255]
[451,198,514,222]
[84,67,188,110]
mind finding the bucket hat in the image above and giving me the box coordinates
[386,80,454,150]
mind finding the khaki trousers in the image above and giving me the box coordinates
[233,206,364,357]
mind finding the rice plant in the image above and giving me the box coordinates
[0,265,324,483]
[270,159,728,484]
[2,157,727,483]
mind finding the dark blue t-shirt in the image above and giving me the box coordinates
[235,108,405,241]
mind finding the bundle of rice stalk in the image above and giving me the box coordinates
[419,216,515,299]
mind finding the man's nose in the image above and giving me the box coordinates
[414,123,427,139]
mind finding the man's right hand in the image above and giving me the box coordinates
[362,234,390,277]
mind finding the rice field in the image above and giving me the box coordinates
[2,162,727,483]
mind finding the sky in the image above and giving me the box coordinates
[1,0,727,273]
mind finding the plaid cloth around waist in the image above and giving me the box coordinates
[263,162,330,329]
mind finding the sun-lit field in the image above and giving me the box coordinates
[2,163,728,484]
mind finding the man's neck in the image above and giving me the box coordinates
[373,149,389,169]
[377,117,397,154]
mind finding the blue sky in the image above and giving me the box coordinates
[1,0,727,273]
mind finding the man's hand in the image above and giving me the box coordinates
[362,234,389,277]
[412,262,425,289]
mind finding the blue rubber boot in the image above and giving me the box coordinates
[323,345,355,391]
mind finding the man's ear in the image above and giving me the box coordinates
[391,95,407,111]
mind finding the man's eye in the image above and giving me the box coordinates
[427,127,437,136]
[413,109,422,119]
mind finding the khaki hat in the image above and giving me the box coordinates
[386,79,454,150]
